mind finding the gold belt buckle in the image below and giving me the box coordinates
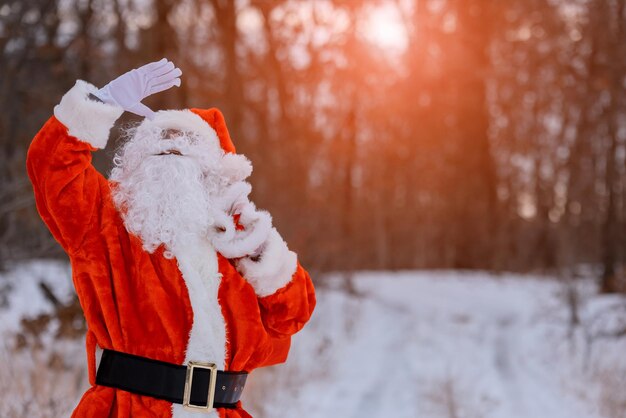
[183,361,218,413]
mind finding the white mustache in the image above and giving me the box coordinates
[110,152,219,256]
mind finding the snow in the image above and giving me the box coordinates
[1,262,625,418]
[0,260,85,418]
[244,271,625,418]
[0,260,74,336]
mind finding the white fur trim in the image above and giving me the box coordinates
[216,181,253,214]
[170,236,226,418]
[220,153,253,183]
[213,206,272,259]
[53,80,124,149]
[143,109,221,149]
[211,182,273,259]
[236,227,298,297]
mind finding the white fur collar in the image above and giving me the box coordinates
[170,235,226,418]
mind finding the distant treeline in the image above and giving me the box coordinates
[1,0,624,291]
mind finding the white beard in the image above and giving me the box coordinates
[109,123,225,256]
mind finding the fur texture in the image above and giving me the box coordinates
[109,124,222,256]
[236,228,298,297]
[53,80,124,149]
[109,115,256,258]
[211,181,273,259]
[170,237,224,418]
[148,109,222,146]
[220,153,253,183]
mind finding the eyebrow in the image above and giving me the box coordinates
[161,128,185,139]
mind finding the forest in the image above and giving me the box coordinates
[2,0,625,290]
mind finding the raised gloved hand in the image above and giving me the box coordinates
[96,58,182,119]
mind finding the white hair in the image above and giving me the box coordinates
[109,122,227,257]
[109,115,265,260]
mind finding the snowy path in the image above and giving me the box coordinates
[1,263,622,418]
[247,271,615,418]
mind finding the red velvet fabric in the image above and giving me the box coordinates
[26,114,316,418]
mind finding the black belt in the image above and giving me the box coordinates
[95,349,248,411]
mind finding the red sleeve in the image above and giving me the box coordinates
[235,226,317,338]
[26,80,123,254]
[257,262,316,338]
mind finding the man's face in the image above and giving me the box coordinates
[156,129,185,155]
[108,121,225,254]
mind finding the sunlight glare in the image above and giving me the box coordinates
[359,3,408,53]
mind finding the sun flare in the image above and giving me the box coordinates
[360,4,408,52]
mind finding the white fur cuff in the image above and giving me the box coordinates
[53,79,124,149]
[235,228,298,297]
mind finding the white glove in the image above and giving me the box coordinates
[96,58,182,119]
[210,181,273,259]
[234,227,298,297]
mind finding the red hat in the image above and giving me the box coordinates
[190,108,236,154]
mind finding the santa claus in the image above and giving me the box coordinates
[26,59,316,418]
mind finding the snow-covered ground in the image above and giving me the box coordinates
[1,262,625,418]
[245,271,626,418]
[0,261,87,418]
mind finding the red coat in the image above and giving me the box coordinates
[26,80,316,418]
